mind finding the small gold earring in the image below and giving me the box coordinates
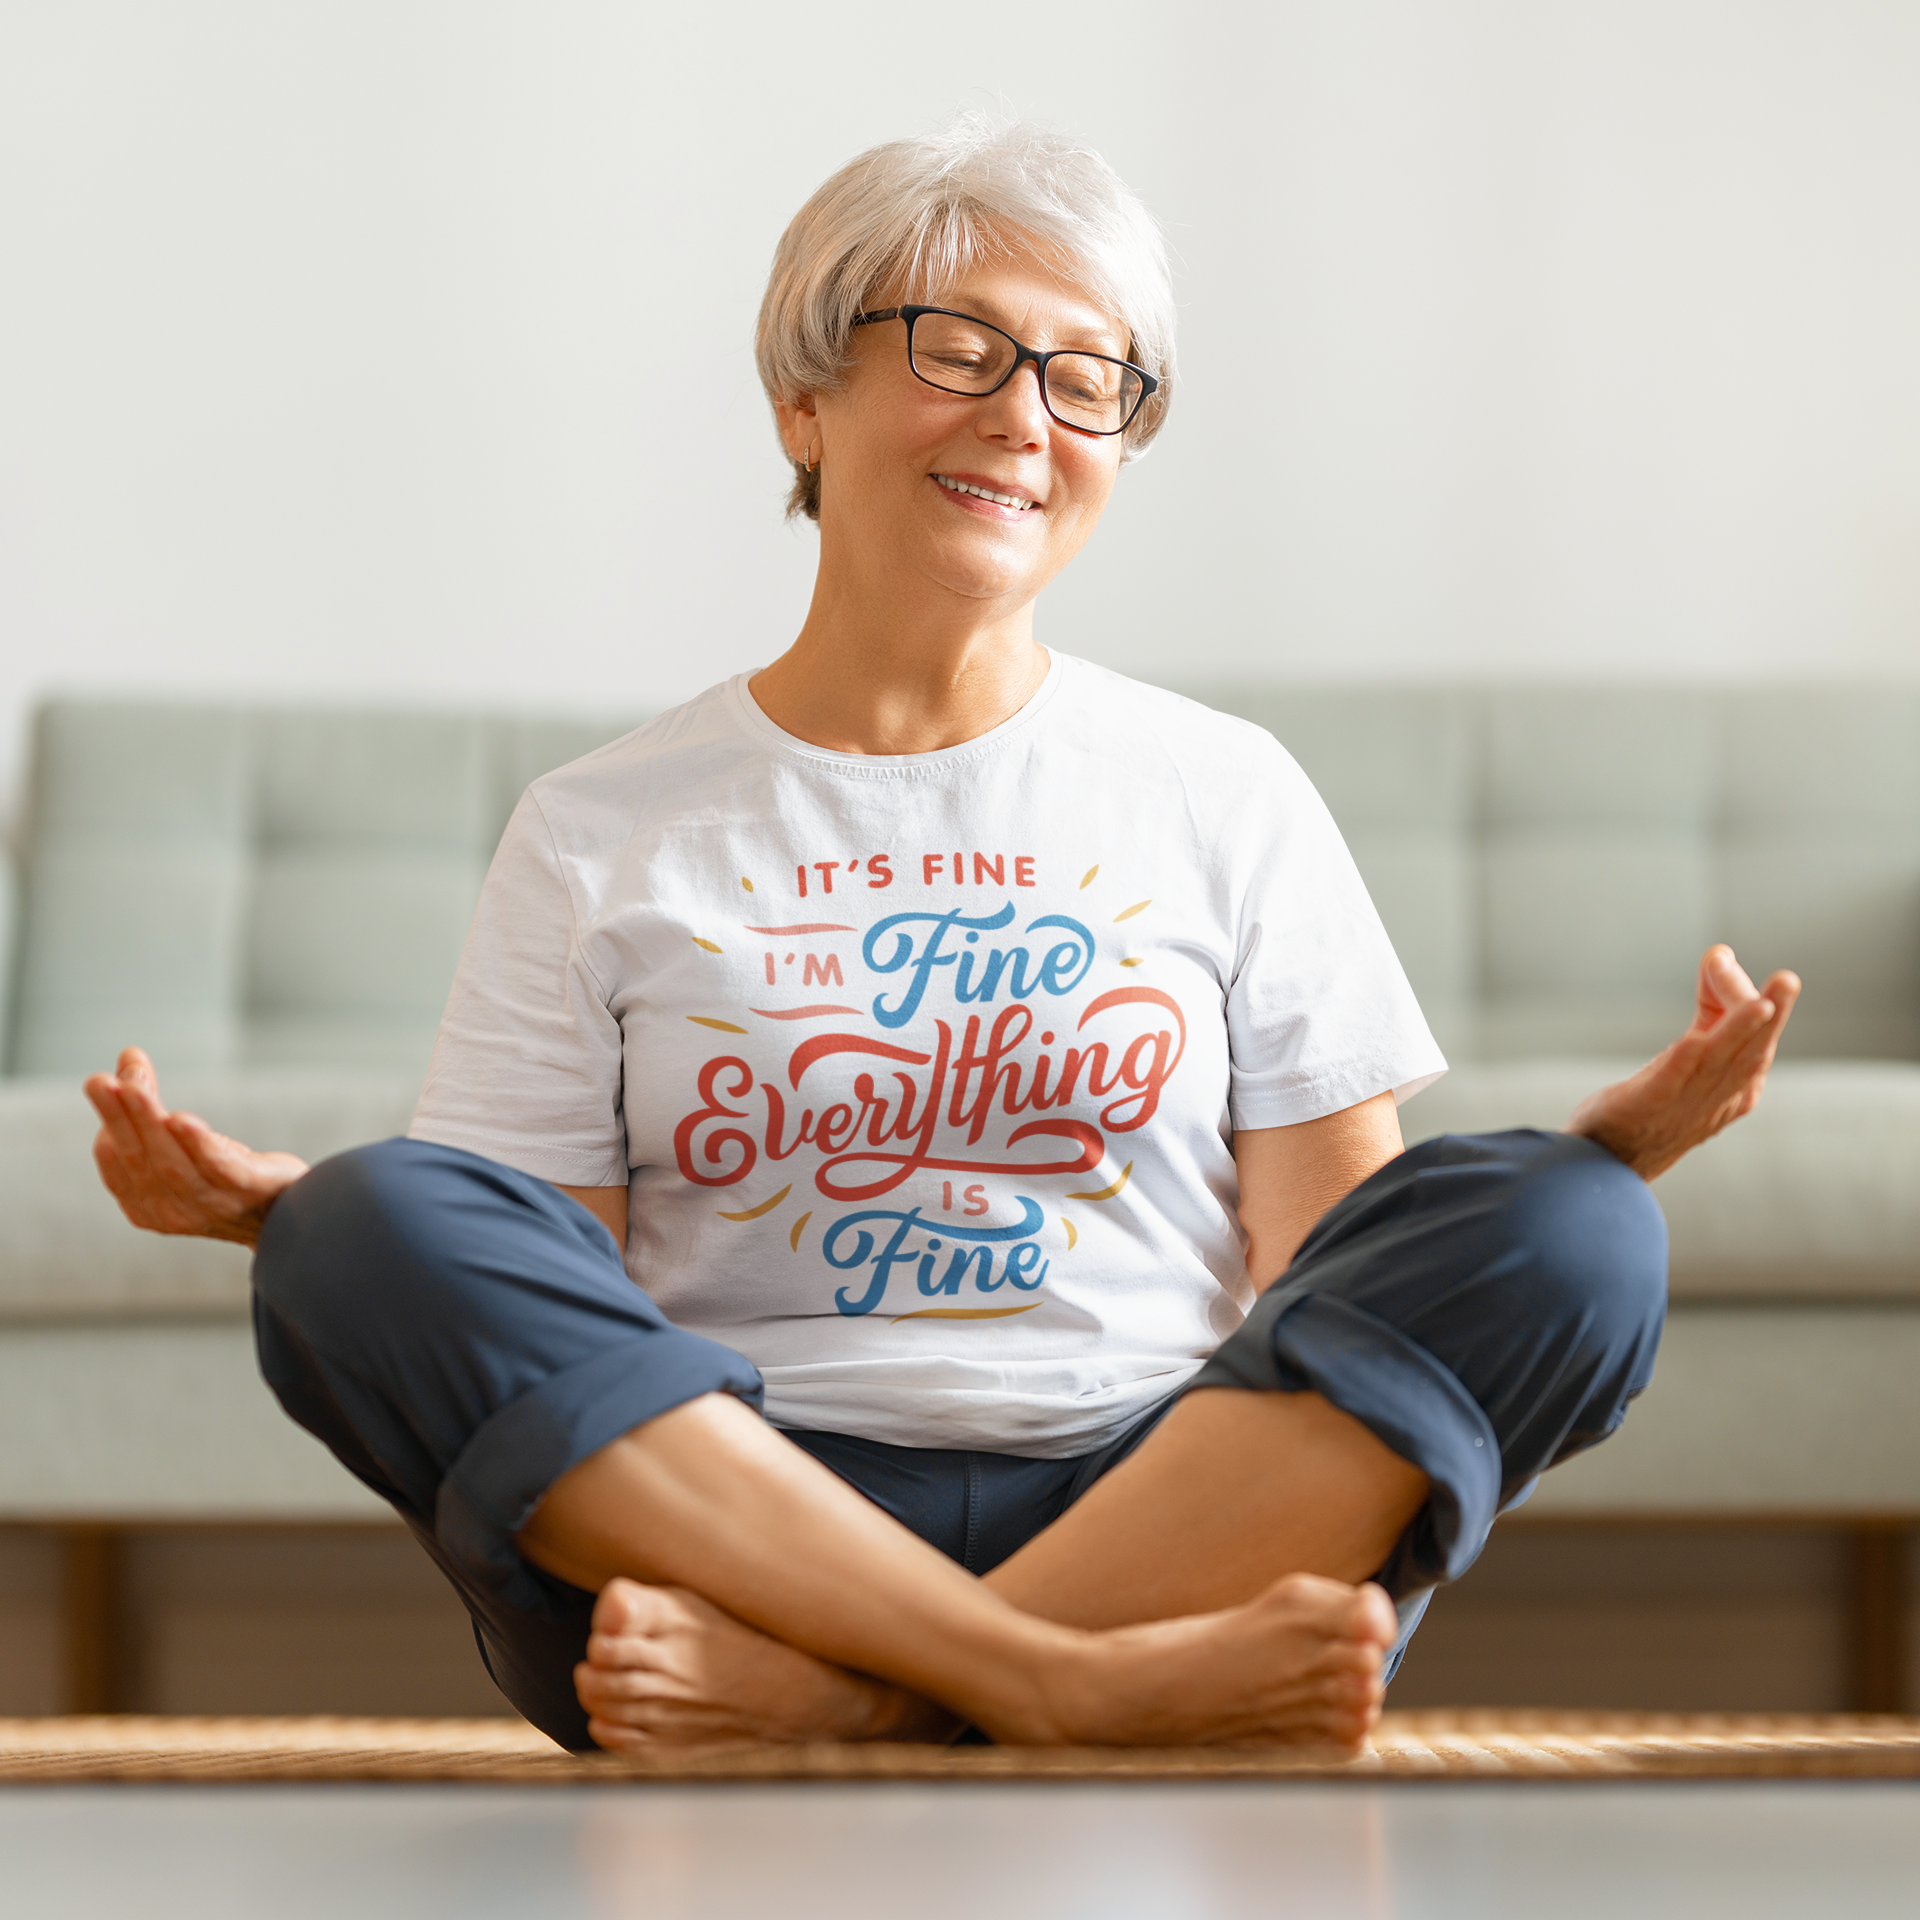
[803,443,818,475]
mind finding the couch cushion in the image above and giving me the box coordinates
[1718,690,1920,1062]
[9,702,650,1080]
[0,1071,421,1322]
[1404,1060,1920,1302]
[11,704,251,1075]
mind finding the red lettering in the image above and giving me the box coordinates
[1014,856,1035,887]
[763,952,776,985]
[948,1005,1036,1144]
[964,1184,989,1216]
[1076,988,1189,1131]
[815,1102,857,1154]
[672,1057,757,1187]
[802,953,845,987]
[922,853,945,885]
[812,861,838,894]
[973,852,1004,886]
[953,851,963,881]
[867,853,894,888]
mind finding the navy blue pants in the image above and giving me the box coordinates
[252,1129,1666,1750]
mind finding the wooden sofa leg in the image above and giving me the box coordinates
[60,1525,126,1715]
[1845,1524,1910,1714]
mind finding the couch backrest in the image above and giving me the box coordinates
[8,687,1914,1077]
[1189,685,1920,1062]
[6,703,644,1077]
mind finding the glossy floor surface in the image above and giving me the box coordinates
[7,1780,1917,1918]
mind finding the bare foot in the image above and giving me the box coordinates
[576,1578,957,1750]
[1018,1573,1400,1753]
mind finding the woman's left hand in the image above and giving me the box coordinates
[1567,946,1801,1181]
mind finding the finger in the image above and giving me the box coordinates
[1696,944,1758,1020]
[1762,970,1802,1025]
[84,1080,150,1167]
[116,1046,163,1104]
[116,1080,216,1191]
[1708,945,1760,1000]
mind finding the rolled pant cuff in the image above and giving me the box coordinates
[436,1333,764,1617]
[1186,1280,1502,1595]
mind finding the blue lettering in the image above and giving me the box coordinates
[823,1196,1046,1316]
[865,905,1014,1028]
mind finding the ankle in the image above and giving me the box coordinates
[964,1623,1106,1745]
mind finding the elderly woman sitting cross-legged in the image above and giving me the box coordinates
[85,120,1798,1754]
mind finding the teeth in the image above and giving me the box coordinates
[937,475,1036,509]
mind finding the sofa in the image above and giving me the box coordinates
[4,688,1916,1698]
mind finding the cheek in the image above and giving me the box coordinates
[1059,448,1122,528]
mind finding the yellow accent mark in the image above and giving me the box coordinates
[890,1303,1044,1324]
[687,1016,748,1035]
[1119,957,1144,967]
[1079,865,1099,889]
[718,1183,793,1223]
[789,1210,812,1251]
[1114,899,1151,921]
[1067,1161,1133,1203]
[692,937,722,953]
[741,877,754,892]
[1063,1218,1078,1250]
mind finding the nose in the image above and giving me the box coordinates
[974,357,1051,448]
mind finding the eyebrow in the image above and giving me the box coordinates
[940,296,1128,357]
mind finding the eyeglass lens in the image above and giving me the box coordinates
[908,312,1142,434]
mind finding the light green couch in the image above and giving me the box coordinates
[2,689,1916,1618]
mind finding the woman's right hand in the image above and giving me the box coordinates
[84,1047,309,1248]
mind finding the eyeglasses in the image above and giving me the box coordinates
[851,305,1158,437]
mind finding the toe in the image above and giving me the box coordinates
[590,1576,647,1640]
[1353,1582,1401,1646]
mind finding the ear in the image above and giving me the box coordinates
[773,392,819,464]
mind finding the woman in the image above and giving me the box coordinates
[86,121,1797,1754]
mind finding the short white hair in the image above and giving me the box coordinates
[756,117,1177,521]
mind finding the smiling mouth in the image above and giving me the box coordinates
[934,474,1041,510]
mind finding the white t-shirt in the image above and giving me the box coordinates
[410,653,1444,1457]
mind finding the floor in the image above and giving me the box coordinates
[5,1779,1918,1918]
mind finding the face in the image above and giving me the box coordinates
[780,256,1132,610]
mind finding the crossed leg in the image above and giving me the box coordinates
[523,1382,1424,1751]
[253,1130,1664,1752]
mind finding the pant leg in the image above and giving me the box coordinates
[251,1137,764,1749]
[1186,1129,1667,1615]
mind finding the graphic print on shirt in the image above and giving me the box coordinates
[670,851,1182,1325]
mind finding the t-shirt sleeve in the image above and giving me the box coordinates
[1223,736,1447,1130]
[408,788,630,1186]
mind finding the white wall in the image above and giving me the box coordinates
[4,1,1920,835]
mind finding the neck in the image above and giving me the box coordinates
[749,561,1049,757]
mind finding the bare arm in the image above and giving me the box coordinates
[1233,1090,1405,1293]
[557,1184,628,1243]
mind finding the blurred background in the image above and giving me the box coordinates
[2,1,1919,1724]
[6,0,1920,834]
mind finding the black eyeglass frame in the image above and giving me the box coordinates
[851,305,1159,437]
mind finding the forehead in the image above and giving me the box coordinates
[921,257,1128,356]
